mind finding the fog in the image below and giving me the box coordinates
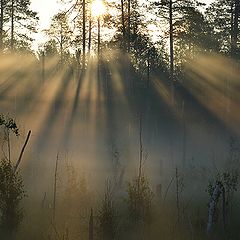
[0,52,239,239]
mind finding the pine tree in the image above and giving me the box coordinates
[0,0,6,51]
[231,0,240,57]
[154,0,204,100]
[173,6,217,66]
[206,0,240,57]
[60,0,96,66]
[2,0,38,52]
[45,12,73,64]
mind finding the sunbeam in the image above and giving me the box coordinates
[183,52,240,134]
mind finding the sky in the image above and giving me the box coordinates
[30,0,214,49]
[30,0,61,30]
[30,0,214,29]
[30,0,64,49]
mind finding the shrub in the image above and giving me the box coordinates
[0,158,25,238]
[98,181,118,240]
[127,174,153,225]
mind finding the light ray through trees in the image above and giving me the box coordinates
[0,50,238,189]
[183,52,240,134]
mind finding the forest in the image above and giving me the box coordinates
[0,0,240,239]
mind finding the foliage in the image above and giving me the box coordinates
[45,12,73,51]
[127,174,153,224]
[0,114,19,137]
[1,0,39,51]
[44,12,73,65]
[207,171,238,199]
[173,7,217,61]
[207,170,238,229]
[0,158,25,237]
[206,0,240,56]
[0,114,25,238]
[98,181,118,240]
[42,39,59,57]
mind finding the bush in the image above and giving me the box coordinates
[0,158,25,238]
[98,182,118,240]
[0,114,25,239]
[127,174,153,225]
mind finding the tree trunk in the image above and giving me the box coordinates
[60,24,63,64]
[207,182,224,234]
[10,0,14,51]
[137,115,143,195]
[147,49,150,88]
[231,0,240,58]
[176,167,180,222]
[0,0,4,51]
[53,154,59,222]
[230,0,234,54]
[121,0,126,49]
[82,0,86,67]
[169,0,174,103]
[97,17,100,55]
[88,11,92,53]
[14,130,31,173]
[42,51,45,84]
[127,0,131,52]
[97,16,100,81]
[88,208,94,240]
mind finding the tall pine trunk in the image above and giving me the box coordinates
[88,208,93,240]
[88,10,92,53]
[82,0,86,67]
[127,0,131,52]
[231,0,240,58]
[0,0,4,51]
[230,0,234,54]
[169,0,174,103]
[97,17,100,55]
[121,0,126,49]
[60,24,63,64]
[10,0,14,51]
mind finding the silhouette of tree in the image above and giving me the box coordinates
[206,0,240,57]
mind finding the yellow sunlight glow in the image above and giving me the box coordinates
[91,0,106,17]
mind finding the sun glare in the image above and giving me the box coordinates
[91,0,106,17]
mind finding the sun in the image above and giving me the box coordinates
[91,0,106,17]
